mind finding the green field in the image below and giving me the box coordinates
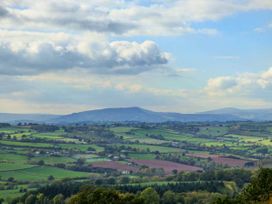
[0,166,89,181]
[57,143,104,152]
[0,153,34,171]
[0,189,26,203]
[0,122,271,203]
[121,144,181,153]
[30,156,75,165]
[0,140,53,148]
[128,153,156,160]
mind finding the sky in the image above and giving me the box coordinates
[0,0,272,114]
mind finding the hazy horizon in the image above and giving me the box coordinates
[1,106,272,115]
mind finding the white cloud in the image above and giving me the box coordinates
[205,68,272,98]
[2,68,272,114]
[0,1,272,113]
[20,70,188,97]
[0,32,170,75]
[254,22,272,33]
[1,0,271,36]
[205,76,239,96]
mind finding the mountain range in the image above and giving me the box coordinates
[0,107,272,124]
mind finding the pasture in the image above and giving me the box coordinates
[0,166,89,181]
[0,122,271,202]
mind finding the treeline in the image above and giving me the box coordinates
[118,181,225,195]
[10,169,253,204]
[214,168,272,204]
[0,123,11,128]
[12,168,272,204]
[11,185,222,204]
[176,169,251,187]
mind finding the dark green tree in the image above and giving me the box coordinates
[162,190,176,204]
[240,168,272,202]
[140,187,160,204]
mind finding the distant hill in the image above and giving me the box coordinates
[2,107,272,124]
[52,107,242,123]
[0,113,60,123]
[198,107,272,121]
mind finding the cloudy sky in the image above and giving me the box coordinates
[0,0,272,114]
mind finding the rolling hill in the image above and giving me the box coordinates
[52,107,242,123]
[2,107,272,124]
[0,113,60,123]
[198,107,272,121]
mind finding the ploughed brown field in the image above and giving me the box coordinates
[186,153,248,167]
[92,161,138,172]
[132,159,203,174]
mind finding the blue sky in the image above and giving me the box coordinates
[0,0,272,113]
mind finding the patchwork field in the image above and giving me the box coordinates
[0,153,34,171]
[132,160,203,174]
[0,122,271,202]
[92,161,138,172]
[0,166,89,181]
[186,153,249,167]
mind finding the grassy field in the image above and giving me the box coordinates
[0,140,53,148]
[57,143,104,152]
[73,154,110,163]
[111,127,137,134]
[0,166,89,181]
[1,122,271,202]
[198,126,229,137]
[128,153,156,160]
[131,128,221,145]
[0,189,25,203]
[119,144,181,153]
[30,156,76,165]
[0,153,33,171]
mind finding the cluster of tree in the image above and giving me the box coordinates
[30,124,60,133]
[63,125,115,138]
[145,133,165,140]
[0,123,11,128]
[13,186,201,204]
[11,182,82,204]
[176,169,251,188]
[13,185,228,204]
[214,168,272,204]
[118,181,225,195]
[155,153,207,167]
[14,168,272,204]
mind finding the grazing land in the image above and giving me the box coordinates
[1,121,272,203]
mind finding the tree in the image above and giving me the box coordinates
[25,194,36,204]
[53,194,65,204]
[48,175,55,181]
[95,179,104,185]
[256,147,268,155]
[76,158,85,166]
[106,177,116,185]
[240,168,272,202]
[7,177,15,182]
[140,187,160,204]
[215,168,272,204]
[120,177,130,184]
[172,169,178,175]
[37,160,45,165]
[36,193,45,204]
[162,190,176,204]
[68,187,141,204]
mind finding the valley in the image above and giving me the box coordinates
[1,121,272,203]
